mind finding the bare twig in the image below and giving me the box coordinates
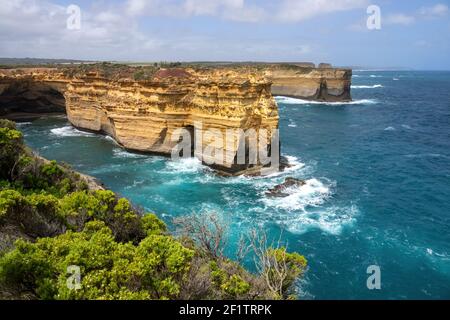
[173,212,228,259]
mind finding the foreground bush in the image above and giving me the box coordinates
[0,221,192,300]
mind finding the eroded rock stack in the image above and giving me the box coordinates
[0,67,279,176]
[266,64,352,102]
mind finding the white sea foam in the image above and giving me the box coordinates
[164,157,207,174]
[288,119,298,127]
[283,155,305,172]
[159,152,356,235]
[351,84,383,89]
[124,179,146,190]
[261,178,331,211]
[261,155,306,179]
[113,148,148,159]
[404,153,446,159]
[103,135,118,144]
[384,126,396,131]
[275,96,377,106]
[260,177,357,235]
[393,78,400,81]
[51,126,95,137]
[401,124,412,130]
[15,122,33,127]
[285,205,358,235]
[370,75,383,78]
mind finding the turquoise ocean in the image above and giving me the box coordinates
[19,71,450,299]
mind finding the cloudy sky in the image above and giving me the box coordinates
[0,0,449,69]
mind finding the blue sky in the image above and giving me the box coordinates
[0,0,449,69]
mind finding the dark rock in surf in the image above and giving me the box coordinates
[266,177,306,197]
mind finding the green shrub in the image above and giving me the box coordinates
[210,261,226,285]
[209,261,250,298]
[0,128,22,143]
[0,180,11,190]
[0,119,17,130]
[141,213,166,236]
[0,188,63,237]
[41,160,63,178]
[0,189,24,221]
[59,191,102,227]
[0,126,23,180]
[220,274,250,297]
[58,190,156,242]
[0,221,194,300]
[267,247,307,295]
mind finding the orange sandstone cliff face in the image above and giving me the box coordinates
[266,65,352,102]
[0,68,279,176]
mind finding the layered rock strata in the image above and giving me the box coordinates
[266,64,352,102]
[0,68,279,176]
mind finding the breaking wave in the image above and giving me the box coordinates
[288,119,298,127]
[51,126,95,137]
[261,178,331,211]
[164,157,208,174]
[15,122,33,127]
[285,205,359,235]
[113,148,149,159]
[275,96,378,106]
[259,178,357,235]
[351,84,383,89]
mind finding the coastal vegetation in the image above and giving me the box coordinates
[0,119,307,300]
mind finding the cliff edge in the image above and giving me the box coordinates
[266,64,352,102]
[0,66,279,176]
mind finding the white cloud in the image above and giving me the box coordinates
[385,13,415,26]
[276,0,368,22]
[381,4,448,28]
[222,4,266,22]
[125,0,250,18]
[0,0,319,61]
[0,0,163,60]
[184,0,243,15]
[124,0,369,23]
[419,3,449,17]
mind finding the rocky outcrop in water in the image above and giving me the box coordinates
[267,64,352,102]
[266,177,306,197]
[0,67,279,176]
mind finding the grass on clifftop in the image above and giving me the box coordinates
[0,119,307,300]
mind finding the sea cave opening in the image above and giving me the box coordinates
[0,80,66,121]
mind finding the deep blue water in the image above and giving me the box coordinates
[19,71,450,299]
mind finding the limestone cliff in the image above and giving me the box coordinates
[0,67,279,176]
[266,64,352,102]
